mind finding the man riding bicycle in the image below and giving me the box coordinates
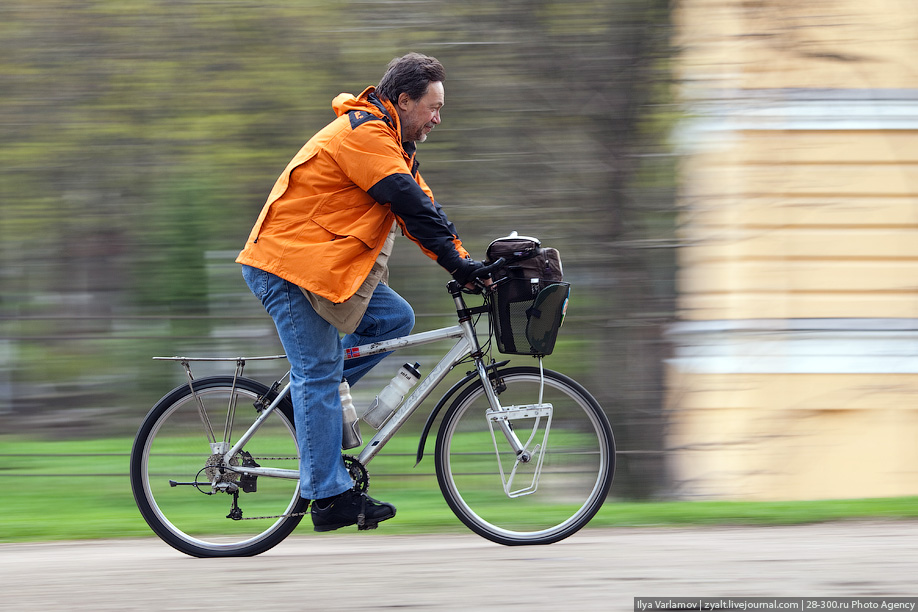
[236,53,485,532]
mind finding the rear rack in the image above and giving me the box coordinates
[152,355,287,362]
[153,355,289,384]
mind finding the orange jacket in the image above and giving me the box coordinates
[236,87,469,303]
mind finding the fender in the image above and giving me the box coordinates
[415,360,509,466]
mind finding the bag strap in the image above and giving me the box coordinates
[487,245,541,266]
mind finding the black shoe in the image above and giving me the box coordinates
[311,489,396,532]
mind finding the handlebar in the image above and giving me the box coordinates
[474,257,506,280]
[448,257,506,296]
[458,257,505,295]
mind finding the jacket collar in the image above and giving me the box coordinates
[364,88,416,159]
[359,86,401,139]
[366,91,395,127]
[335,87,413,159]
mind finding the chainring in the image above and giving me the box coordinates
[342,454,369,493]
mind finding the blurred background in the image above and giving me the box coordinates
[0,0,675,503]
[670,0,918,501]
[3,0,917,513]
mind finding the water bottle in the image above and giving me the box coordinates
[363,362,421,429]
[339,379,362,450]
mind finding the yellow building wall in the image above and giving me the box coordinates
[677,0,918,91]
[667,370,918,500]
[680,129,918,320]
[670,0,918,499]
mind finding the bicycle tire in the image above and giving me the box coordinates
[435,366,614,545]
[130,376,308,557]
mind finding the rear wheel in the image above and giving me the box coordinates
[130,376,307,557]
[435,366,614,545]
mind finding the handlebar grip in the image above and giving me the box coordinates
[476,257,505,279]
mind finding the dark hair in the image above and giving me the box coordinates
[376,53,445,103]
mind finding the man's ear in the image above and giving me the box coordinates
[397,92,412,111]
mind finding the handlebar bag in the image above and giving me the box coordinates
[486,233,568,355]
[485,233,563,283]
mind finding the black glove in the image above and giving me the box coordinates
[451,258,486,286]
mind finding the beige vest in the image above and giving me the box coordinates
[300,224,396,334]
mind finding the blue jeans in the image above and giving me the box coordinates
[241,265,415,500]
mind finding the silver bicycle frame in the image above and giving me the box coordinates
[220,306,528,481]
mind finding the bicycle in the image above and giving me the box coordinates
[129,253,615,557]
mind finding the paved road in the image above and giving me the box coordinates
[2,522,916,611]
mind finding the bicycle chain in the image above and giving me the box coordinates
[233,454,369,521]
[238,510,311,520]
[232,455,302,520]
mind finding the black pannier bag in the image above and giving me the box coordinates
[484,233,570,356]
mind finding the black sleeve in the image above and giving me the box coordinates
[367,173,465,271]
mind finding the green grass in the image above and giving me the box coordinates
[2,435,917,543]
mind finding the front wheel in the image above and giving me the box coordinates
[130,376,307,557]
[435,366,614,545]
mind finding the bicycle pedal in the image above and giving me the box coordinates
[357,521,378,531]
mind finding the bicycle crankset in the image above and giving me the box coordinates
[342,454,369,493]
